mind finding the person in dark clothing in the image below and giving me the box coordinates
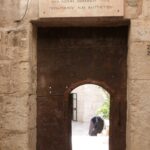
[89,116,104,136]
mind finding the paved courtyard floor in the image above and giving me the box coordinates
[72,121,109,150]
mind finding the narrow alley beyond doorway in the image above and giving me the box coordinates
[71,84,110,150]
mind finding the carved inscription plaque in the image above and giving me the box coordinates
[39,0,124,18]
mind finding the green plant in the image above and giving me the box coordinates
[96,99,110,119]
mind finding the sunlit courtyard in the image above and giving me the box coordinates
[72,121,109,150]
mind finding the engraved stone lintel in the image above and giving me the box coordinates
[39,0,124,18]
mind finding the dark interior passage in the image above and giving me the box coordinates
[37,26,128,150]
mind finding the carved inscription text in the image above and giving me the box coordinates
[39,0,124,18]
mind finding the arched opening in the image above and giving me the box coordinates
[65,80,112,150]
[70,84,110,150]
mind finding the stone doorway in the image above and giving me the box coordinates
[37,26,128,150]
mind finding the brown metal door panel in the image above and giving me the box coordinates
[37,96,65,150]
[37,27,128,150]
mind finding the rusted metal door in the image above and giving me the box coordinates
[37,27,128,150]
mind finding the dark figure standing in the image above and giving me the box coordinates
[89,116,104,136]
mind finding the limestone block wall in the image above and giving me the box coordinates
[125,1,150,150]
[0,1,38,150]
[0,0,150,150]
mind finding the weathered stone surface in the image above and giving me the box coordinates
[0,1,20,27]
[29,95,36,129]
[12,62,31,84]
[140,0,150,18]
[125,0,142,18]
[130,20,150,42]
[0,29,29,61]
[128,42,150,79]
[0,133,28,150]
[0,95,29,132]
[0,62,32,94]
[127,80,150,150]
[0,0,38,27]
[0,61,12,94]
[29,128,36,150]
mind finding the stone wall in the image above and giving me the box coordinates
[0,1,38,150]
[71,84,109,122]
[125,1,150,150]
[0,0,150,150]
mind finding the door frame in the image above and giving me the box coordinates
[36,23,129,150]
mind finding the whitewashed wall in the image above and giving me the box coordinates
[72,84,109,122]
